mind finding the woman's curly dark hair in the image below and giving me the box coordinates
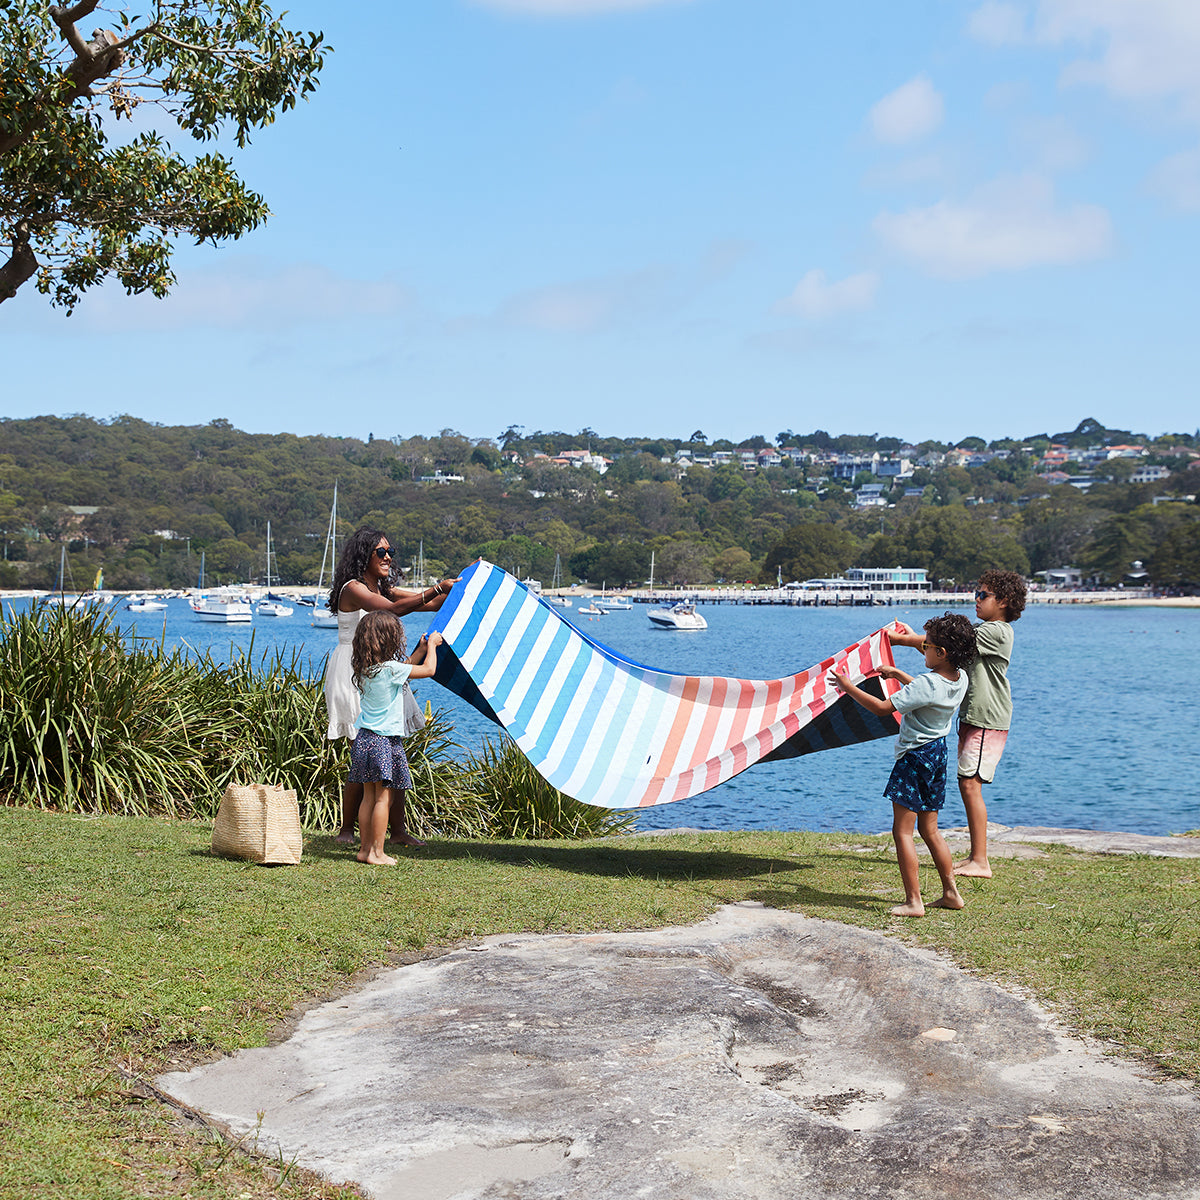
[351,611,408,692]
[978,569,1027,621]
[327,527,397,614]
[923,612,977,671]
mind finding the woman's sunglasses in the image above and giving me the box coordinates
[373,547,394,560]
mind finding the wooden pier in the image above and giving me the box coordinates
[598,587,1155,608]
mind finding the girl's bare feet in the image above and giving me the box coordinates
[953,859,992,878]
[334,830,356,845]
[890,900,925,917]
[931,892,965,910]
[388,832,425,848]
[356,850,397,865]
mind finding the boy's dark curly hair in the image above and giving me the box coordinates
[923,612,977,671]
[351,611,408,692]
[327,527,397,614]
[978,569,1027,621]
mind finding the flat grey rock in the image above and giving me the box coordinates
[985,826,1200,858]
[159,903,1200,1200]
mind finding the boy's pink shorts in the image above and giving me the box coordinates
[957,724,1008,783]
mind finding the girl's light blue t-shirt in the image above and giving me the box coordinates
[355,660,414,737]
[891,669,968,760]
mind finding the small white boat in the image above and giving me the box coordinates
[311,485,341,629]
[44,592,105,609]
[191,590,252,623]
[257,523,293,617]
[125,595,168,613]
[546,553,572,606]
[578,604,604,615]
[595,585,633,611]
[647,602,707,630]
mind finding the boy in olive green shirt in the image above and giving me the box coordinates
[889,569,1026,878]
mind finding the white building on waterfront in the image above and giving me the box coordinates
[845,567,931,594]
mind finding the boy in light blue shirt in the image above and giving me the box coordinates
[832,613,977,918]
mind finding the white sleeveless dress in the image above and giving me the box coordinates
[323,598,363,741]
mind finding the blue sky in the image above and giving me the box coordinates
[5,0,1200,445]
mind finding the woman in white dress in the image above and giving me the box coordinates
[324,527,458,843]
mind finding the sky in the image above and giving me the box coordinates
[4,0,1200,447]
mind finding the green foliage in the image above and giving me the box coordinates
[0,600,345,819]
[0,0,328,308]
[0,414,1197,593]
[467,736,637,840]
[0,604,643,841]
[761,519,857,582]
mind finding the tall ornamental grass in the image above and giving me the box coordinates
[0,603,634,839]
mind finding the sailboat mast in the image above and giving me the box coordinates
[315,481,338,594]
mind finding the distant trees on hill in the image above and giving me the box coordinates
[0,414,1197,593]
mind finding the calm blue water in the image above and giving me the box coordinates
[8,597,1199,836]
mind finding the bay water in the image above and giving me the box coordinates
[13,597,1198,837]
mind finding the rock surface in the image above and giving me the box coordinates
[160,901,1200,1200]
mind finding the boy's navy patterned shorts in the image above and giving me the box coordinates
[884,736,948,813]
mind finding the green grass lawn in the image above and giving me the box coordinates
[1,807,1197,1199]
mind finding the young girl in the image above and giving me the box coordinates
[324,527,458,844]
[830,613,977,917]
[349,611,443,866]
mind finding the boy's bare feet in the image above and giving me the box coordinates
[334,830,356,845]
[953,858,992,878]
[356,850,398,865]
[931,892,965,910]
[890,901,925,917]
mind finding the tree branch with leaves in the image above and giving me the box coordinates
[0,0,328,309]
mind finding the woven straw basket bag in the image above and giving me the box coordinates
[211,783,303,865]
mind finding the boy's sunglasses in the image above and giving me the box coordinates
[975,589,993,600]
[373,547,394,560]
[920,640,943,654]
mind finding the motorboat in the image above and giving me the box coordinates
[191,590,252,622]
[125,595,168,613]
[578,604,604,615]
[647,602,707,630]
[595,585,633,611]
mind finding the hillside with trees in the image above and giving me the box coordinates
[0,414,1197,593]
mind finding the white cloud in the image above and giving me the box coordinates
[863,153,948,189]
[1146,146,1200,210]
[967,2,1029,45]
[454,241,746,335]
[450,265,674,335]
[776,269,880,319]
[972,1,1200,122]
[868,76,945,145]
[469,0,690,14]
[1042,0,1200,119]
[873,174,1112,278]
[72,260,412,332]
[1017,113,1089,170]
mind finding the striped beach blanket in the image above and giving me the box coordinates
[428,560,903,810]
